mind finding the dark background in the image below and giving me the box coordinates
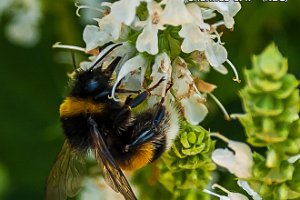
[0,1,299,199]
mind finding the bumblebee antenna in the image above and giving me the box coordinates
[89,43,122,70]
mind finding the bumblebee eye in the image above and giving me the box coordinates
[87,79,99,91]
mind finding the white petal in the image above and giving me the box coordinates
[228,193,249,200]
[98,14,122,40]
[83,25,109,51]
[172,59,192,96]
[201,8,216,20]
[213,64,228,75]
[181,94,208,125]
[179,24,208,53]
[186,4,210,30]
[212,148,237,173]
[228,140,253,178]
[212,141,253,178]
[199,1,241,28]
[110,0,141,25]
[288,154,300,164]
[151,52,171,76]
[205,42,228,67]
[136,21,159,55]
[111,54,147,100]
[237,180,262,200]
[160,0,193,26]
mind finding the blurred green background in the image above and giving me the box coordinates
[0,1,299,199]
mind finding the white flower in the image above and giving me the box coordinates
[288,154,300,164]
[211,133,253,178]
[186,4,210,30]
[172,58,208,124]
[110,0,143,26]
[205,41,228,68]
[181,94,208,125]
[237,180,262,200]
[148,53,172,96]
[160,0,193,26]
[136,21,159,55]
[204,184,249,200]
[198,0,241,28]
[111,54,148,101]
[83,25,109,51]
[136,1,164,55]
[179,23,207,53]
[83,13,122,51]
[179,26,228,68]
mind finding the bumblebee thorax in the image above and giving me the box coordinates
[60,97,105,117]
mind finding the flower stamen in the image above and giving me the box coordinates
[52,42,86,52]
[75,3,104,17]
[226,59,241,83]
[208,93,230,120]
[210,132,230,143]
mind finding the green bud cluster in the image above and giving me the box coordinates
[132,121,216,200]
[158,121,216,199]
[238,43,300,199]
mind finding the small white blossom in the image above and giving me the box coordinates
[149,53,172,96]
[160,0,193,26]
[136,21,159,55]
[288,154,300,164]
[83,13,122,51]
[205,41,228,68]
[172,58,208,124]
[179,23,207,53]
[83,25,110,51]
[110,0,143,26]
[198,0,241,28]
[111,54,148,101]
[179,24,228,68]
[211,133,253,178]
[136,1,165,55]
[186,4,210,30]
[181,94,208,125]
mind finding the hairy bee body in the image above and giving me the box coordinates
[46,45,179,200]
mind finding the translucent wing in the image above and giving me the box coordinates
[88,117,137,200]
[45,140,86,200]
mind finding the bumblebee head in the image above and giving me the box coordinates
[70,57,121,98]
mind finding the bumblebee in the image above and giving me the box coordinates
[46,44,179,200]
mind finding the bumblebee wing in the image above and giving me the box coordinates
[88,117,137,200]
[45,140,86,200]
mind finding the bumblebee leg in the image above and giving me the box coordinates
[113,77,166,129]
[124,76,166,108]
[125,102,166,150]
[87,117,137,200]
